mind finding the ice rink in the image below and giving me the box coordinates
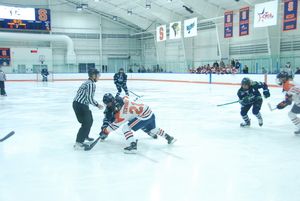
[0,78,300,201]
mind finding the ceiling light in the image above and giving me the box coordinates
[76,5,83,10]
[93,0,100,1]
[183,5,193,13]
[167,0,172,2]
[112,16,117,20]
[127,11,132,15]
[81,3,88,8]
[146,4,151,9]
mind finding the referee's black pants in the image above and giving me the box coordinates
[73,101,93,143]
[0,81,6,95]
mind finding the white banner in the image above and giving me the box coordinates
[156,25,166,42]
[254,0,278,27]
[169,21,181,39]
[184,17,197,38]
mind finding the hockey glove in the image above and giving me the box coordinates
[99,131,108,140]
[285,94,292,105]
[242,96,250,103]
[277,101,288,110]
[263,89,270,98]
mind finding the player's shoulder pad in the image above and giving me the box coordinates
[283,81,296,92]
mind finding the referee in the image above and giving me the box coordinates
[73,68,103,150]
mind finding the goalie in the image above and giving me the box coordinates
[41,67,49,82]
[99,93,177,154]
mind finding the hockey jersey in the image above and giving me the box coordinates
[104,96,153,133]
[114,72,127,85]
[237,81,269,105]
[283,80,300,106]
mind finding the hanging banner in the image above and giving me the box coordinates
[156,25,166,42]
[169,21,181,39]
[184,17,197,38]
[0,47,11,66]
[224,10,234,38]
[282,0,298,32]
[254,0,278,27]
[239,6,250,37]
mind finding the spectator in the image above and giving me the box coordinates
[295,67,300,74]
[128,67,133,73]
[235,60,240,70]
[220,60,225,68]
[213,60,219,68]
[141,67,146,73]
[243,65,249,74]
[231,58,235,68]
[262,68,267,74]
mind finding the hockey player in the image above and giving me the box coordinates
[73,69,103,150]
[99,93,177,154]
[41,67,49,82]
[114,68,129,97]
[276,71,300,135]
[237,77,270,127]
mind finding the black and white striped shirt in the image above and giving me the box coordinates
[73,78,99,107]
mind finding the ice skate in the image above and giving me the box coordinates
[124,140,138,154]
[74,142,89,150]
[240,121,250,127]
[258,118,263,126]
[294,129,300,135]
[85,137,94,142]
[165,134,177,145]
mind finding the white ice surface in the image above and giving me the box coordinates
[0,80,299,201]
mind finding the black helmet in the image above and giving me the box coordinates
[88,68,100,77]
[103,93,115,104]
[276,71,289,86]
[119,68,124,72]
[241,77,251,86]
[113,96,124,109]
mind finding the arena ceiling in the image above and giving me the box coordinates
[59,0,274,32]
[0,0,277,32]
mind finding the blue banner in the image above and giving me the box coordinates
[224,10,233,38]
[283,0,298,32]
[239,6,250,37]
[0,48,11,66]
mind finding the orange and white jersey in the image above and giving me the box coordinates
[283,81,300,106]
[105,96,153,133]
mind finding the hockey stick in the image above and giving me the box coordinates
[84,136,101,151]
[128,90,143,98]
[268,102,277,111]
[217,100,239,107]
[0,131,15,142]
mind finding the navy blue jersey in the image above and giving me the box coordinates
[41,68,49,76]
[237,81,268,105]
[114,73,127,85]
[101,107,116,130]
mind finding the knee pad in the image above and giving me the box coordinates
[288,111,297,120]
[122,124,132,133]
[252,107,260,115]
[240,110,247,116]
